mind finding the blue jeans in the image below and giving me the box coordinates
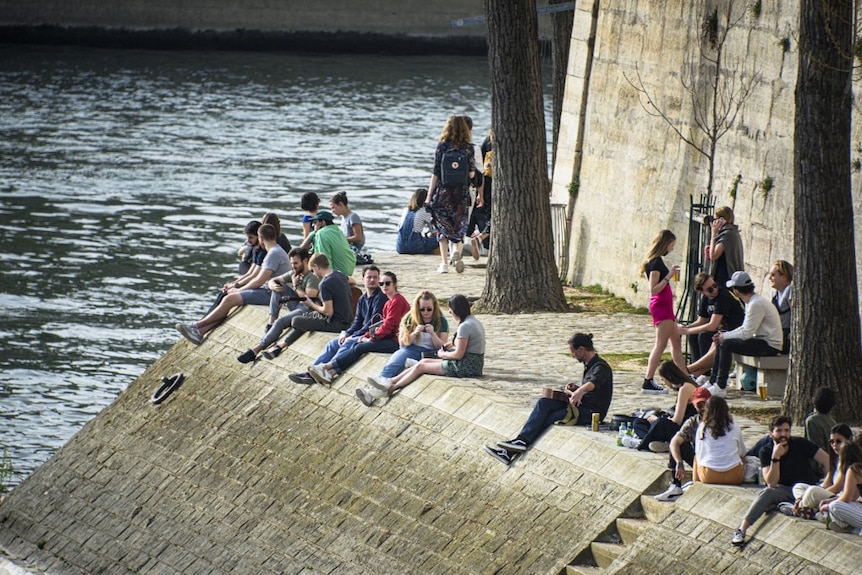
[379,344,436,378]
[330,337,399,373]
[313,335,355,366]
[517,398,590,445]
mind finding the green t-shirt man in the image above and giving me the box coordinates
[308,211,356,277]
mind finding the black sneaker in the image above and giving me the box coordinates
[642,378,668,394]
[484,445,515,465]
[262,346,283,360]
[497,438,528,453]
[289,372,315,385]
[237,349,256,364]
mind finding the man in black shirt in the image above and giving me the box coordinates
[484,332,613,465]
[679,272,744,365]
[731,415,829,546]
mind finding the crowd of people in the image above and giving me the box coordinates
[173,123,858,548]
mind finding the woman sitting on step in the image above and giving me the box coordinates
[790,424,855,518]
[625,361,697,452]
[365,294,484,397]
[825,444,862,532]
[693,396,746,485]
[356,290,449,406]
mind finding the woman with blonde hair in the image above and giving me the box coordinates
[640,229,686,393]
[367,294,485,396]
[426,115,478,274]
[356,290,449,406]
[768,259,793,353]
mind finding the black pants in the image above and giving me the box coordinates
[714,338,780,388]
[688,330,715,364]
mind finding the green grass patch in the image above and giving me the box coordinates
[733,406,782,426]
[600,352,677,371]
[566,284,648,315]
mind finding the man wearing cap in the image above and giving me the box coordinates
[483,332,613,465]
[708,271,783,398]
[654,385,712,501]
[299,210,356,277]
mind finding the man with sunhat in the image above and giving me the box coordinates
[299,209,355,276]
[654,385,712,501]
[707,271,783,397]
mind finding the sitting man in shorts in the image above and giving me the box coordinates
[175,223,291,345]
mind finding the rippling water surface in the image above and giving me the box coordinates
[0,45,518,488]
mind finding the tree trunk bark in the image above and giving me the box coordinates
[789,0,862,424]
[481,0,568,313]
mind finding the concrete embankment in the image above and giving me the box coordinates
[0,0,551,53]
[0,253,859,574]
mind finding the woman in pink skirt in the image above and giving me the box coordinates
[640,229,687,393]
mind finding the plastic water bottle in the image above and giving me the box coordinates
[617,423,626,446]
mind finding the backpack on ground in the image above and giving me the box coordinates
[439,146,470,188]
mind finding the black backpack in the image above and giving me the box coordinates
[439,146,470,188]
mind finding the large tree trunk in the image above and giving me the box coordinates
[550,0,574,172]
[789,0,862,424]
[481,0,568,313]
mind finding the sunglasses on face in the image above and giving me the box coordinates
[380,281,393,286]
[419,307,434,312]
[702,284,717,293]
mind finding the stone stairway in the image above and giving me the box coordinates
[566,507,652,573]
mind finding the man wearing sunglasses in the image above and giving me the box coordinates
[679,272,744,367]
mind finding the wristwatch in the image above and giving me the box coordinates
[771,458,780,463]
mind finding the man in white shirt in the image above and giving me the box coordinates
[708,271,783,397]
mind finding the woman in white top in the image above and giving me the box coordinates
[693,396,746,484]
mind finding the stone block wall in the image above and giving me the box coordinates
[553,0,862,306]
[0,307,664,574]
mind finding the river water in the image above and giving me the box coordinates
[0,44,551,490]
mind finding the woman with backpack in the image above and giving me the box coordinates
[426,115,479,274]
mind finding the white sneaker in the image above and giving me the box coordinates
[438,263,449,274]
[356,386,386,406]
[654,484,684,501]
[681,480,694,491]
[367,375,392,391]
[308,364,333,386]
[404,358,419,369]
[705,383,727,398]
[695,375,709,385]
